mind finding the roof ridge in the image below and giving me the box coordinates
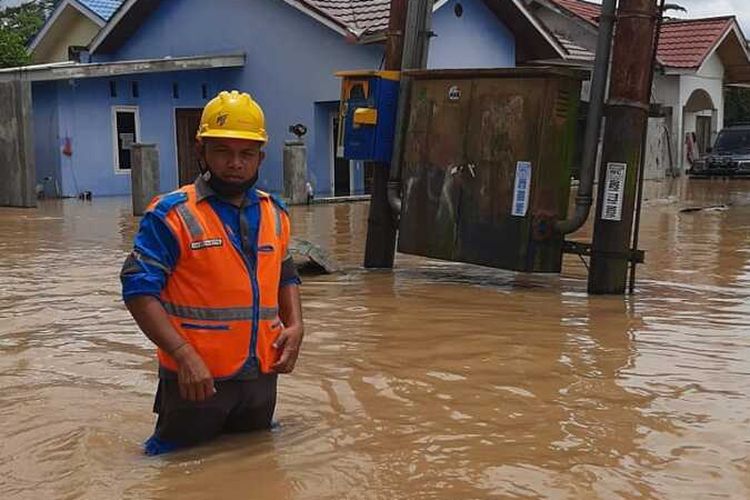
[662,15,736,25]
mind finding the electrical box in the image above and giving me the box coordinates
[397,67,585,273]
[335,70,400,162]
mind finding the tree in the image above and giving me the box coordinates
[725,87,750,126]
[0,0,57,68]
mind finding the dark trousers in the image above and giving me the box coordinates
[152,373,278,446]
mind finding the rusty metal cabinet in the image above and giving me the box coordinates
[397,68,583,273]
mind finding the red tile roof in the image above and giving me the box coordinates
[658,17,734,68]
[546,0,741,68]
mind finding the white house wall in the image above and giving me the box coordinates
[678,53,725,168]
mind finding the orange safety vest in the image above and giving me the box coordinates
[147,184,289,377]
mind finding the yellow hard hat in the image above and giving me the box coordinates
[196,90,268,143]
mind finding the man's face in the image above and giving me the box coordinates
[202,137,265,184]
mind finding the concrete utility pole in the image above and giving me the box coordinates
[588,0,660,294]
[363,0,432,268]
[0,80,36,208]
[363,0,407,269]
[130,143,160,216]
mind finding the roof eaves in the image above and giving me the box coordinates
[88,0,137,53]
[0,52,246,82]
[511,0,568,60]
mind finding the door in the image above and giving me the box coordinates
[332,114,351,196]
[176,108,203,186]
[696,115,712,154]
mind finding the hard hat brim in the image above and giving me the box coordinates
[197,129,268,143]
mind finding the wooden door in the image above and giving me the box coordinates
[175,108,203,186]
[696,115,712,154]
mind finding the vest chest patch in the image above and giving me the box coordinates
[190,238,224,250]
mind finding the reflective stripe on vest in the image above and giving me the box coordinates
[162,302,279,321]
[155,185,286,378]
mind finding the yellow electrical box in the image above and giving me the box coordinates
[353,108,378,127]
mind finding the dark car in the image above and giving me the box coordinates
[688,124,750,177]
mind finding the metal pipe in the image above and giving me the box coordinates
[629,0,666,294]
[387,0,433,222]
[556,0,617,234]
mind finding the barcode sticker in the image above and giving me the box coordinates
[601,162,626,221]
[512,161,532,217]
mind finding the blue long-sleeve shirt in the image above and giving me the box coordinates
[121,180,300,301]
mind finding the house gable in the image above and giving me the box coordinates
[29,0,104,63]
[428,0,516,69]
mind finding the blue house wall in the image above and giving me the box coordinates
[98,0,383,197]
[36,0,518,198]
[32,81,61,197]
[49,69,239,196]
[428,0,516,69]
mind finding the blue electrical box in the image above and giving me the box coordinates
[335,70,400,163]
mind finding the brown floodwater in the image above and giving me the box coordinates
[0,178,749,499]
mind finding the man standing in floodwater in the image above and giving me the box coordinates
[120,90,304,455]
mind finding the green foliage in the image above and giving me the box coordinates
[725,87,750,126]
[0,1,58,68]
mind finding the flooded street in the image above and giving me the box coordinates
[1,178,749,499]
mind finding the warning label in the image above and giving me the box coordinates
[601,162,626,221]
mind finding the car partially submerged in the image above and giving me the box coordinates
[689,124,750,177]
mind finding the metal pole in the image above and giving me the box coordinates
[556,0,617,234]
[628,0,666,294]
[363,0,408,268]
[588,0,659,295]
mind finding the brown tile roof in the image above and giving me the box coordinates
[548,0,600,25]
[298,0,392,35]
[546,0,742,68]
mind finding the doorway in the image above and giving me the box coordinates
[331,113,352,196]
[696,115,712,154]
[175,108,203,186]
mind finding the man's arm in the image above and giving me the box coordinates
[126,296,215,401]
[121,212,214,402]
[270,206,303,374]
[272,283,303,374]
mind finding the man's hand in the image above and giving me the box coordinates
[271,323,303,374]
[173,343,216,401]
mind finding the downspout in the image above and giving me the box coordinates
[556,0,618,234]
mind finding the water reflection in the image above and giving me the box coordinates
[0,180,749,499]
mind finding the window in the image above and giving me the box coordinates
[172,82,179,99]
[109,80,117,97]
[112,106,140,173]
[131,81,139,98]
[201,84,208,99]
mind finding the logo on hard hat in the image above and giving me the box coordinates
[216,113,229,126]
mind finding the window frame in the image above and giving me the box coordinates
[111,105,141,175]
